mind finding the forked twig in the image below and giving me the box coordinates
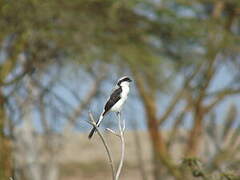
[116,112,125,180]
[88,112,126,180]
[88,112,116,179]
[106,128,120,137]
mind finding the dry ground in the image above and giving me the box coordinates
[58,129,221,180]
[59,131,154,180]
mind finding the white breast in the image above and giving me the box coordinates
[111,84,129,112]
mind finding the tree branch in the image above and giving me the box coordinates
[68,73,105,125]
[115,113,125,180]
[88,112,116,180]
[205,88,240,113]
[158,62,204,126]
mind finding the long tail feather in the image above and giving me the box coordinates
[88,127,96,139]
[88,113,104,139]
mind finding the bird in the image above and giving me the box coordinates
[88,76,132,139]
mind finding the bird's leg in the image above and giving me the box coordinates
[105,112,120,137]
[122,114,125,131]
[116,112,120,117]
[120,112,126,131]
[116,112,121,131]
[117,112,125,132]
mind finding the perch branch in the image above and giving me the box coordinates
[116,112,125,180]
[87,111,126,180]
[88,112,116,180]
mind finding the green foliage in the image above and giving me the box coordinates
[1,0,239,81]
[182,157,206,178]
[182,158,240,180]
[221,172,240,180]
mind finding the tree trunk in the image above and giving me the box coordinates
[0,92,12,179]
[134,75,182,180]
[146,101,166,180]
[185,106,204,156]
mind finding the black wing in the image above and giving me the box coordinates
[103,87,122,116]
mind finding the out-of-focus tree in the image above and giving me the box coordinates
[128,1,240,179]
[0,0,161,177]
[1,0,240,179]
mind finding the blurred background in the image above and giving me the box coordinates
[1,0,240,179]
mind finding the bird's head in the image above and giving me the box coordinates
[117,76,132,87]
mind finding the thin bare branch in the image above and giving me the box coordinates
[88,112,116,180]
[106,128,120,137]
[116,113,125,180]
